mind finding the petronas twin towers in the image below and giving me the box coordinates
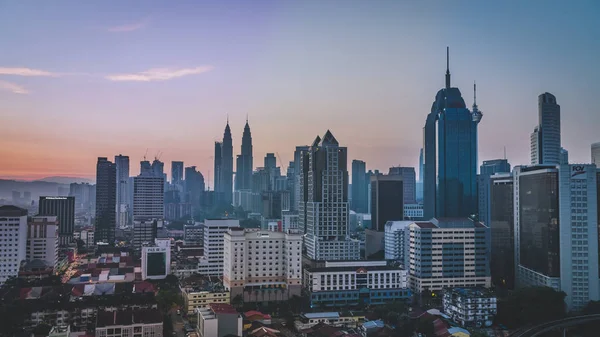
[213,118,253,205]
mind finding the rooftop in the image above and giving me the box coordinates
[446,287,495,298]
[306,265,402,273]
[96,309,163,327]
[0,205,27,216]
[209,303,238,314]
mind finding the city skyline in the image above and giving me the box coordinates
[1,1,599,180]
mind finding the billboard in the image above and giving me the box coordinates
[146,252,167,276]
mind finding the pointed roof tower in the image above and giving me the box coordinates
[445,46,451,89]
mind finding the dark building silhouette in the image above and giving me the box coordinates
[423,48,481,219]
[366,174,403,258]
[235,120,253,191]
[478,159,511,226]
[221,122,234,205]
[530,93,561,165]
[388,166,416,204]
[214,141,222,201]
[171,161,184,184]
[38,196,75,245]
[351,160,368,213]
[185,166,205,210]
[95,157,116,244]
[489,173,514,289]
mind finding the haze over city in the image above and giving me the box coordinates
[1,0,599,181]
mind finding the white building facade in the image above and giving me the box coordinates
[198,219,240,276]
[303,260,410,308]
[384,220,411,268]
[141,238,171,280]
[26,216,59,269]
[443,288,497,328]
[403,204,423,219]
[223,228,303,302]
[0,206,28,286]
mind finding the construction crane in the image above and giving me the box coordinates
[143,148,148,161]
[276,152,286,172]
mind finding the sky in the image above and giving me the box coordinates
[1,0,599,182]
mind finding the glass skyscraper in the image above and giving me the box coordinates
[423,48,482,219]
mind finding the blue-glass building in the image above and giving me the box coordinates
[423,48,482,219]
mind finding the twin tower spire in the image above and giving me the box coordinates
[445,46,480,115]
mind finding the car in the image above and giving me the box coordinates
[177,309,181,315]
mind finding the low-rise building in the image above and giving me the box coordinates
[403,203,423,220]
[223,228,303,302]
[184,223,203,245]
[142,238,171,280]
[383,221,411,268]
[303,260,410,308]
[95,308,163,337]
[74,226,95,247]
[294,311,365,331]
[182,278,230,314]
[443,288,497,328]
[26,216,59,269]
[196,303,242,337]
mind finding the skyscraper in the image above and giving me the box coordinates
[0,205,27,286]
[292,146,309,212]
[115,154,130,228]
[489,173,514,289]
[235,120,253,191]
[591,142,600,166]
[388,167,416,204]
[299,130,360,261]
[351,160,368,213]
[416,148,424,202]
[477,159,511,226]
[514,164,599,310]
[367,174,403,257]
[214,141,222,197]
[221,122,234,205]
[264,153,276,170]
[133,172,164,221]
[171,161,184,184]
[95,157,116,244]
[530,93,561,165]
[185,166,205,209]
[423,48,481,219]
[38,196,75,245]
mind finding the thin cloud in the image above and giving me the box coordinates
[107,18,149,32]
[0,80,29,94]
[0,67,57,77]
[105,66,214,82]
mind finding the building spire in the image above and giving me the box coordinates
[445,46,451,89]
[226,113,229,125]
[473,81,477,107]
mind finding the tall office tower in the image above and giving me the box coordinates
[221,122,234,205]
[151,159,164,176]
[264,153,276,170]
[95,157,117,244]
[593,143,600,166]
[293,146,309,212]
[477,159,511,226]
[514,165,599,310]
[171,161,184,185]
[286,161,296,207]
[423,48,481,219]
[389,167,416,204]
[530,93,561,165]
[140,160,152,175]
[38,196,75,245]
[0,206,28,286]
[133,167,165,221]
[366,174,404,257]
[235,120,253,191]
[299,130,360,261]
[408,218,491,292]
[214,141,222,199]
[184,166,205,208]
[351,160,368,213]
[489,173,514,289]
[560,148,569,165]
[115,154,130,228]
[417,148,424,202]
[26,216,59,269]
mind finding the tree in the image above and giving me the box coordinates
[416,318,435,337]
[231,294,243,309]
[496,286,566,328]
[470,331,488,337]
[33,323,52,336]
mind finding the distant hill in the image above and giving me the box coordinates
[0,179,75,200]
[37,176,94,184]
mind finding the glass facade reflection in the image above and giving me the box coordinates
[489,176,514,289]
[518,171,560,277]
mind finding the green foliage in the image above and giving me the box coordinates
[156,289,183,313]
[416,318,435,337]
[163,313,173,336]
[33,323,52,336]
[496,286,566,328]
[582,300,600,315]
[240,218,261,229]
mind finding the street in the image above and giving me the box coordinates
[170,311,186,337]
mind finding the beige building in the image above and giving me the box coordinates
[223,228,302,302]
[182,285,230,315]
[95,309,163,337]
[26,216,59,269]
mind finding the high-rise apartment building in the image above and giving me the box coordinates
[489,173,514,289]
[417,148,424,202]
[133,171,164,221]
[477,159,511,226]
[171,161,184,185]
[292,146,309,212]
[26,216,59,269]
[115,154,130,228]
[132,219,159,250]
[198,219,240,276]
[408,218,491,292]
[214,141,223,199]
[592,142,600,166]
[530,93,561,165]
[389,166,416,204]
[235,120,253,192]
[384,220,411,269]
[423,48,481,219]
[0,206,28,286]
[514,165,599,310]
[95,157,117,244]
[223,228,303,302]
[351,160,368,214]
[38,196,75,245]
[299,130,360,261]
[221,122,234,205]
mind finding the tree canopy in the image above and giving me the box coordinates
[496,286,566,328]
